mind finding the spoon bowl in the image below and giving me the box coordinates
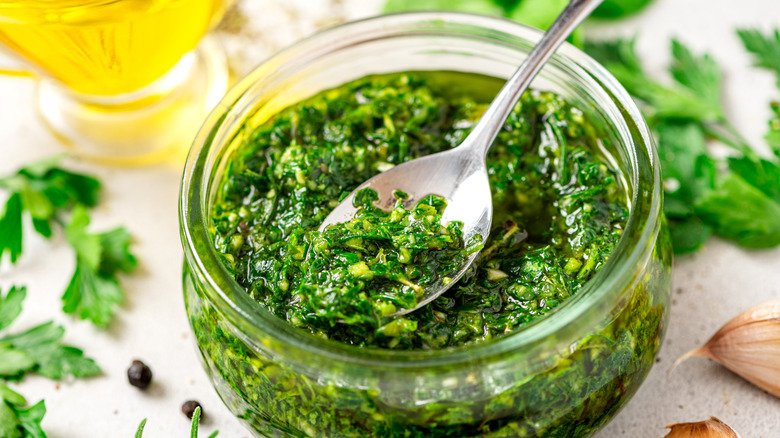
[319,0,603,314]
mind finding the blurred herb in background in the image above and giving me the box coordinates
[585,33,780,253]
[383,0,655,47]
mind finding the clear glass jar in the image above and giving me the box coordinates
[180,12,671,438]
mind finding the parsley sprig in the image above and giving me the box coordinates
[0,286,100,437]
[134,407,218,438]
[738,28,780,159]
[0,157,137,327]
[0,382,46,438]
[585,36,780,253]
[0,286,100,382]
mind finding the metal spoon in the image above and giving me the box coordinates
[319,0,603,316]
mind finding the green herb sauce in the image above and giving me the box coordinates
[188,71,672,437]
[211,72,628,349]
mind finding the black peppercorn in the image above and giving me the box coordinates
[127,360,152,389]
[181,400,202,419]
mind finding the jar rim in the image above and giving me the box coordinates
[179,11,662,368]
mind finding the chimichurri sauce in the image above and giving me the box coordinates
[211,72,628,350]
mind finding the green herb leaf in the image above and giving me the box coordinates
[583,37,643,73]
[591,0,654,19]
[669,39,723,116]
[585,38,724,123]
[62,261,124,328]
[14,400,46,438]
[0,156,101,265]
[737,28,780,88]
[0,346,35,377]
[668,216,713,254]
[0,286,26,332]
[2,321,101,380]
[0,289,101,381]
[0,382,47,438]
[97,227,138,276]
[655,122,715,215]
[727,156,780,203]
[135,419,147,438]
[0,193,24,265]
[62,207,134,327]
[695,173,780,248]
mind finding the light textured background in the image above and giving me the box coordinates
[0,0,779,437]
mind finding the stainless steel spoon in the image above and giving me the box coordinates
[319,0,604,316]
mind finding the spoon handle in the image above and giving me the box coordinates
[464,0,604,159]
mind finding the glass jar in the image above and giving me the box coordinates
[180,12,671,438]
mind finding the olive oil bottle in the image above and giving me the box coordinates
[0,0,228,96]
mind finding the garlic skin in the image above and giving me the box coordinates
[674,300,780,398]
[664,417,742,438]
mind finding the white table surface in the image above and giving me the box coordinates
[1,0,779,436]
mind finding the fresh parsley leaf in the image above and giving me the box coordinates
[0,382,47,438]
[0,193,24,265]
[727,156,780,203]
[668,216,713,254]
[585,38,724,123]
[0,286,25,332]
[0,286,101,381]
[0,156,100,265]
[61,207,134,327]
[655,121,715,214]
[591,0,654,19]
[1,322,101,380]
[133,407,218,438]
[737,28,780,87]
[0,345,35,378]
[493,0,521,14]
[669,39,723,116]
[97,227,138,277]
[583,37,643,73]
[62,263,123,328]
[695,174,780,248]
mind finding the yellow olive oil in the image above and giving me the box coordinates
[0,0,228,95]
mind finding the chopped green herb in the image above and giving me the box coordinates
[211,72,627,350]
[284,189,482,345]
[192,70,667,438]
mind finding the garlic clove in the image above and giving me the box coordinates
[664,417,742,438]
[673,300,780,397]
